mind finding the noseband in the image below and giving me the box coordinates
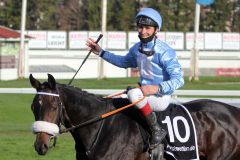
[32,87,146,156]
[32,88,106,156]
[32,90,97,135]
[32,91,64,135]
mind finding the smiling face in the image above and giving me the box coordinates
[137,24,157,39]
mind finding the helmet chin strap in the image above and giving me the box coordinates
[138,28,158,56]
[138,28,158,43]
[138,33,155,43]
[138,36,157,57]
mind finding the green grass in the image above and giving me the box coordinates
[0,94,75,160]
[1,76,240,90]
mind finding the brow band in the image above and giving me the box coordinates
[36,92,59,97]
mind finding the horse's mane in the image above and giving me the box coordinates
[57,83,105,102]
[56,83,145,123]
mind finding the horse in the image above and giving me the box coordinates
[29,74,240,160]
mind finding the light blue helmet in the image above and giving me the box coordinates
[136,8,162,30]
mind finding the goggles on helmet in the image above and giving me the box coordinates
[136,16,158,27]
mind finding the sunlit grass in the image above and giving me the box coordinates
[0,94,75,160]
[1,76,240,90]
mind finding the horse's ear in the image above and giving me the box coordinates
[47,74,56,90]
[29,74,41,90]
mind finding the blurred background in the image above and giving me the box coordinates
[0,0,239,32]
[0,0,239,80]
[0,1,239,159]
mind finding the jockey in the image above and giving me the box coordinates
[86,8,184,149]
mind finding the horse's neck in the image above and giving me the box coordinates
[59,90,143,156]
[60,86,109,121]
[74,109,142,157]
[60,86,111,146]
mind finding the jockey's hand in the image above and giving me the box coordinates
[141,85,159,96]
[126,86,134,93]
[86,38,102,55]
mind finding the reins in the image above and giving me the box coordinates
[60,91,145,133]
[36,89,145,134]
[35,88,145,156]
[59,89,145,156]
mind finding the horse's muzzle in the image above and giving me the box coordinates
[34,132,50,155]
[35,141,49,155]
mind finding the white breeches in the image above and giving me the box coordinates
[127,88,171,111]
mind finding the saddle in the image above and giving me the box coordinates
[111,98,199,159]
[138,103,199,160]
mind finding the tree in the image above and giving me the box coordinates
[26,0,62,30]
[231,0,240,32]
[147,0,195,32]
[107,0,138,31]
[200,1,232,32]
[1,0,21,29]
[86,1,101,30]
[57,0,88,30]
[1,0,239,32]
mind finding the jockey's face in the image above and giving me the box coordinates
[137,25,156,39]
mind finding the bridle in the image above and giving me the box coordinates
[32,87,107,156]
[33,88,98,132]
[32,86,145,156]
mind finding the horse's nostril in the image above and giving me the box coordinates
[43,143,49,150]
[39,144,48,155]
[35,142,49,155]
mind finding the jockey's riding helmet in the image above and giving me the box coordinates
[136,8,162,30]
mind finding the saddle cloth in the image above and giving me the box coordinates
[156,103,199,160]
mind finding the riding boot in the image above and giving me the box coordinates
[145,112,167,150]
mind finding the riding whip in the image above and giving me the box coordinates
[68,34,103,85]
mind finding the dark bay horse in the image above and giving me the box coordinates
[29,74,240,160]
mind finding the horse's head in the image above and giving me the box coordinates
[30,74,61,155]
